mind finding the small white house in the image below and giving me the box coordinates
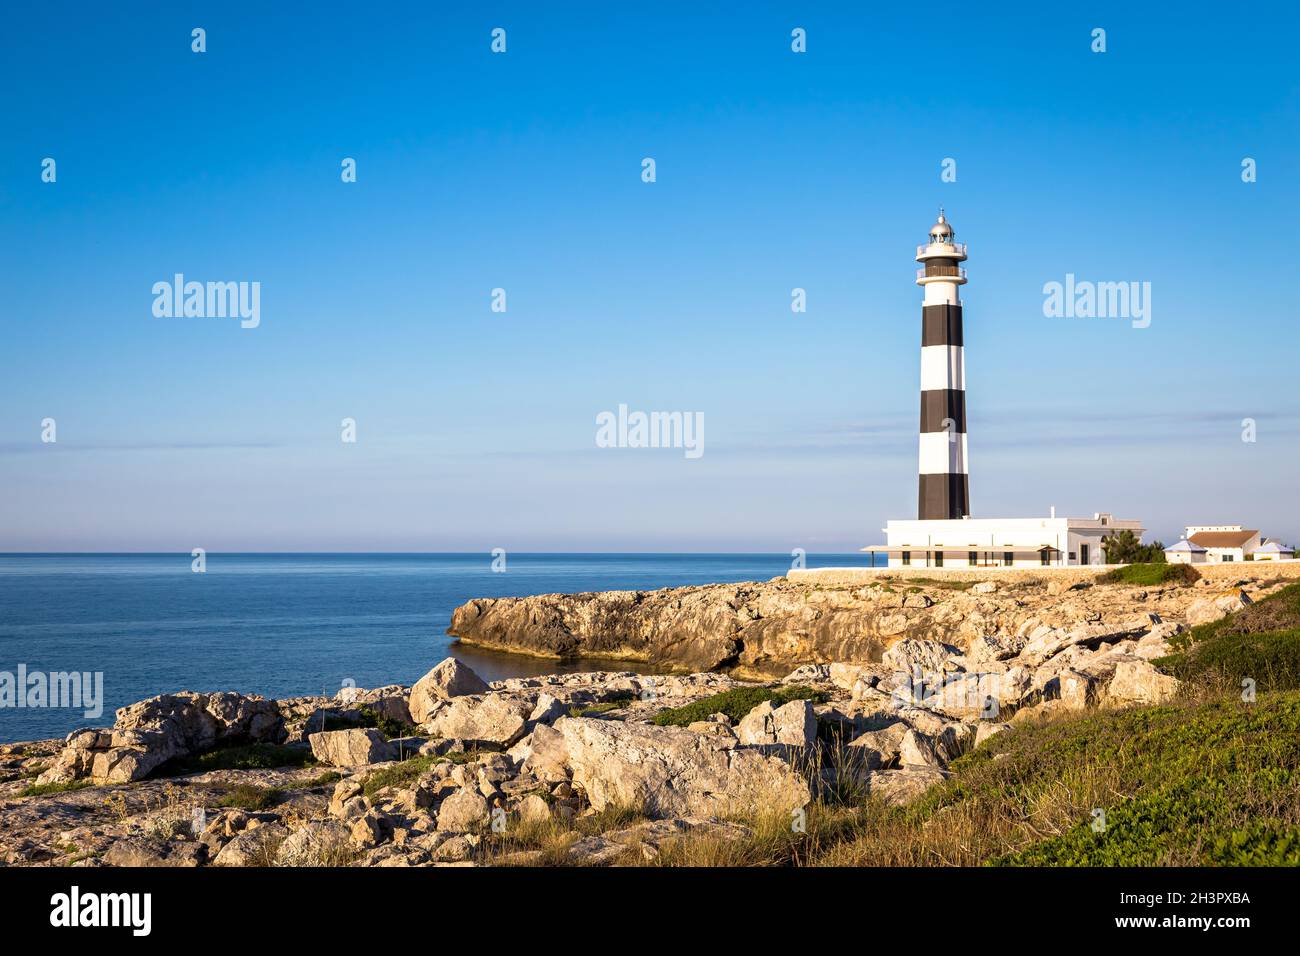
[1185,526,1261,564]
[1252,541,1295,561]
[1164,539,1208,564]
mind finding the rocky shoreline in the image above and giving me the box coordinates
[447,563,1300,676]
[3,563,1297,867]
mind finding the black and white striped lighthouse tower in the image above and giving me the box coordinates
[915,210,970,519]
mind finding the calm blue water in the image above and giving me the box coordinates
[0,553,877,743]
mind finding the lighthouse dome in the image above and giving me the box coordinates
[929,212,953,239]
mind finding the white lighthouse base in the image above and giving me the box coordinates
[861,512,1144,569]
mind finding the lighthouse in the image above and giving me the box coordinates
[915,209,970,519]
[849,209,1146,570]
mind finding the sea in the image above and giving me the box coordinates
[0,552,878,743]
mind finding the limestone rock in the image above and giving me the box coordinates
[882,639,961,678]
[735,699,816,747]
[308,728,397,767]
[37,690,284,786]
[1186,590,1253,627]
[437,788,490,832]
[427,694,532,749]
[516,794,551,824]
[1106,659,1179,706]
[102,837,204,868]
[898,729,943,769]
[862,768,948,806]
[410,658,490,723]
[213,823,289,867]
[556,716,811,818]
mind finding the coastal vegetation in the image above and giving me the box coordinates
[651,685,828,727]
[1098,562,1199,586]
[1101,528,1167,565]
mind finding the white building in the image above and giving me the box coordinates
[1253,541,1296,561]
[1164,539,1208,564]
[865,511,1143,568]
[1185,526,1261,563]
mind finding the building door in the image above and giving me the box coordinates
[1080,544,1089,565]
[934,550,944,568]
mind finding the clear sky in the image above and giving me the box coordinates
[2,1,1298,552]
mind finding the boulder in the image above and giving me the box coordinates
[1018,618,1156,666]
[882,639,961,678]
[898,729,944,769]
[516,723,571,782]
[963,633,1022,664]
[102,838,204,868]
[862,768,948,806]
[338,685,412,727]
[528,693,568,725]
[427,694,532,749]
[782,663,830,684]
[410,658,491,723]
[1186,590,1253,627]
[516,794,552,825]
[212,823,289,867]
[36,691,285,786]
[1053,668,1098,711]
[556,716,811,819]
[437,788,490,832]
[309,728,397,767]
[1106,659,1179,706]
[276,821,353,866]
[735,699,817,747]
[847,721,908,770]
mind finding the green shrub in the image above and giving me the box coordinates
[156,743,315,776]
[19,779,94,798]
[361,754,441,797]
[983,693,1300,865]
[1101,529,1167,564]
[216,784,284,811]
[1097,562,1199,587]
[1155,629,1300,694]
[651,685,829,727]
[1167,582,1300,652]
[323,706,419,740]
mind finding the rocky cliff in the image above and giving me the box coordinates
[448,565,1300,677]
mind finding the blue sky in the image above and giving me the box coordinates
[2,1,1298,551]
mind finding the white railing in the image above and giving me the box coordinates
[916,242,968,257]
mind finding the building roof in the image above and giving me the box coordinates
[1254,541,1295,554]
[1165,539,1207,553]
[1189,529,1259,548]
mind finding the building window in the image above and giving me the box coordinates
[1004,551,1013,566]
[1223,554,1234,562]
[934,551,944,567]
[901,550,911,566]
[969,551,977,565]
[1069,552,1077,561]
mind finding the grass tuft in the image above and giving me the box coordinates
[651,685,829,727]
